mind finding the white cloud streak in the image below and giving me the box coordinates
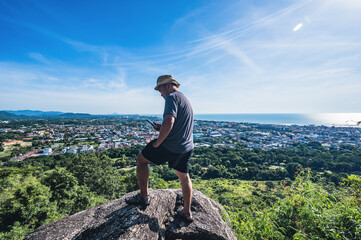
[1,0,361,114]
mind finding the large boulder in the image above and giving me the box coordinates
[25,189,236,240]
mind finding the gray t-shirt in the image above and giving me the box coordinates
[162,91,194,154]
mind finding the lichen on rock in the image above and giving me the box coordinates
[25,189,236,240]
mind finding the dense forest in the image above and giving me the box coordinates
[1,143,361,239]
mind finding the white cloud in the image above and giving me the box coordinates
[293,23,303,31]
[2,0,361,114]
[28,52,52,64]
[0,73,163,114]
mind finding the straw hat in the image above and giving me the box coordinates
[154,75,180,90]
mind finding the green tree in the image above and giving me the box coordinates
[265,181,275,190]
[66,153,124,198]
[343,175,361,204]
[203,165,230,179]
[42,167,103,215]
[286,162,302,180]
[0,175,59,238]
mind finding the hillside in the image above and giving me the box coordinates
[0,111,17,119]
[1,143,360,239]
[4,110,63,117]
[1,110,93,118]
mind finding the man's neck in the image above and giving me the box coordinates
[164,85,180,98]
[170,86,180,93]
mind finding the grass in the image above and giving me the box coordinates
[163,177,282,208]
[0,151,11,157]
[157,177,284,239]
[121,166,136,171]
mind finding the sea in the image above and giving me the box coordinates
[147,113,361,127]
[192,113,361,127]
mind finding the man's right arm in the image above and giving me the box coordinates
[153,115,175,148]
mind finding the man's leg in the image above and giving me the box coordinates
[137,152,151,198]
[175,170,192,214]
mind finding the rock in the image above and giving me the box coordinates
[25,189,236,240]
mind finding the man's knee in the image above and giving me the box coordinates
[175,170,190,182]
[137,152,151,165]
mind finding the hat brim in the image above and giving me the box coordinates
[154,80,180,90]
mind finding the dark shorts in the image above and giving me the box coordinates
[141,139,193,173]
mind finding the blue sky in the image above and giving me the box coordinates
[1,0,361,114]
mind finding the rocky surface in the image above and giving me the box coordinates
[25,189,236,240]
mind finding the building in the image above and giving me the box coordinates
[2,140,24,146]
[42,148,53,156]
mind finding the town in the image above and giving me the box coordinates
[1,116,360,164]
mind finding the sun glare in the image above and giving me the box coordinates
[309,113,361,126]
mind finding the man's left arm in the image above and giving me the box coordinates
[153,115,175,148]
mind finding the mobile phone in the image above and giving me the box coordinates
[146,119,156,127]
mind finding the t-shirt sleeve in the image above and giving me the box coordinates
[164,95,178,118]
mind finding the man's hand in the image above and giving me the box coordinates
[153,122,161,131]
[152,115,175,148]
[152,140,161,148]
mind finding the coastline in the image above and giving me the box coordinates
[145,113,361,127]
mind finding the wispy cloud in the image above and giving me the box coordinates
[28,52,55,65]
[1,0,361,113]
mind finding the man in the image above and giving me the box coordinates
[126,75,194,222]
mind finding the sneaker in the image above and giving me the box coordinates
[177,208,193,222]
[125,193,150,206]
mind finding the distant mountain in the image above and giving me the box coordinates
[0,111,17,118]
[58,113,92,118]
[5,110,64,117]
[2,110,94,118]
